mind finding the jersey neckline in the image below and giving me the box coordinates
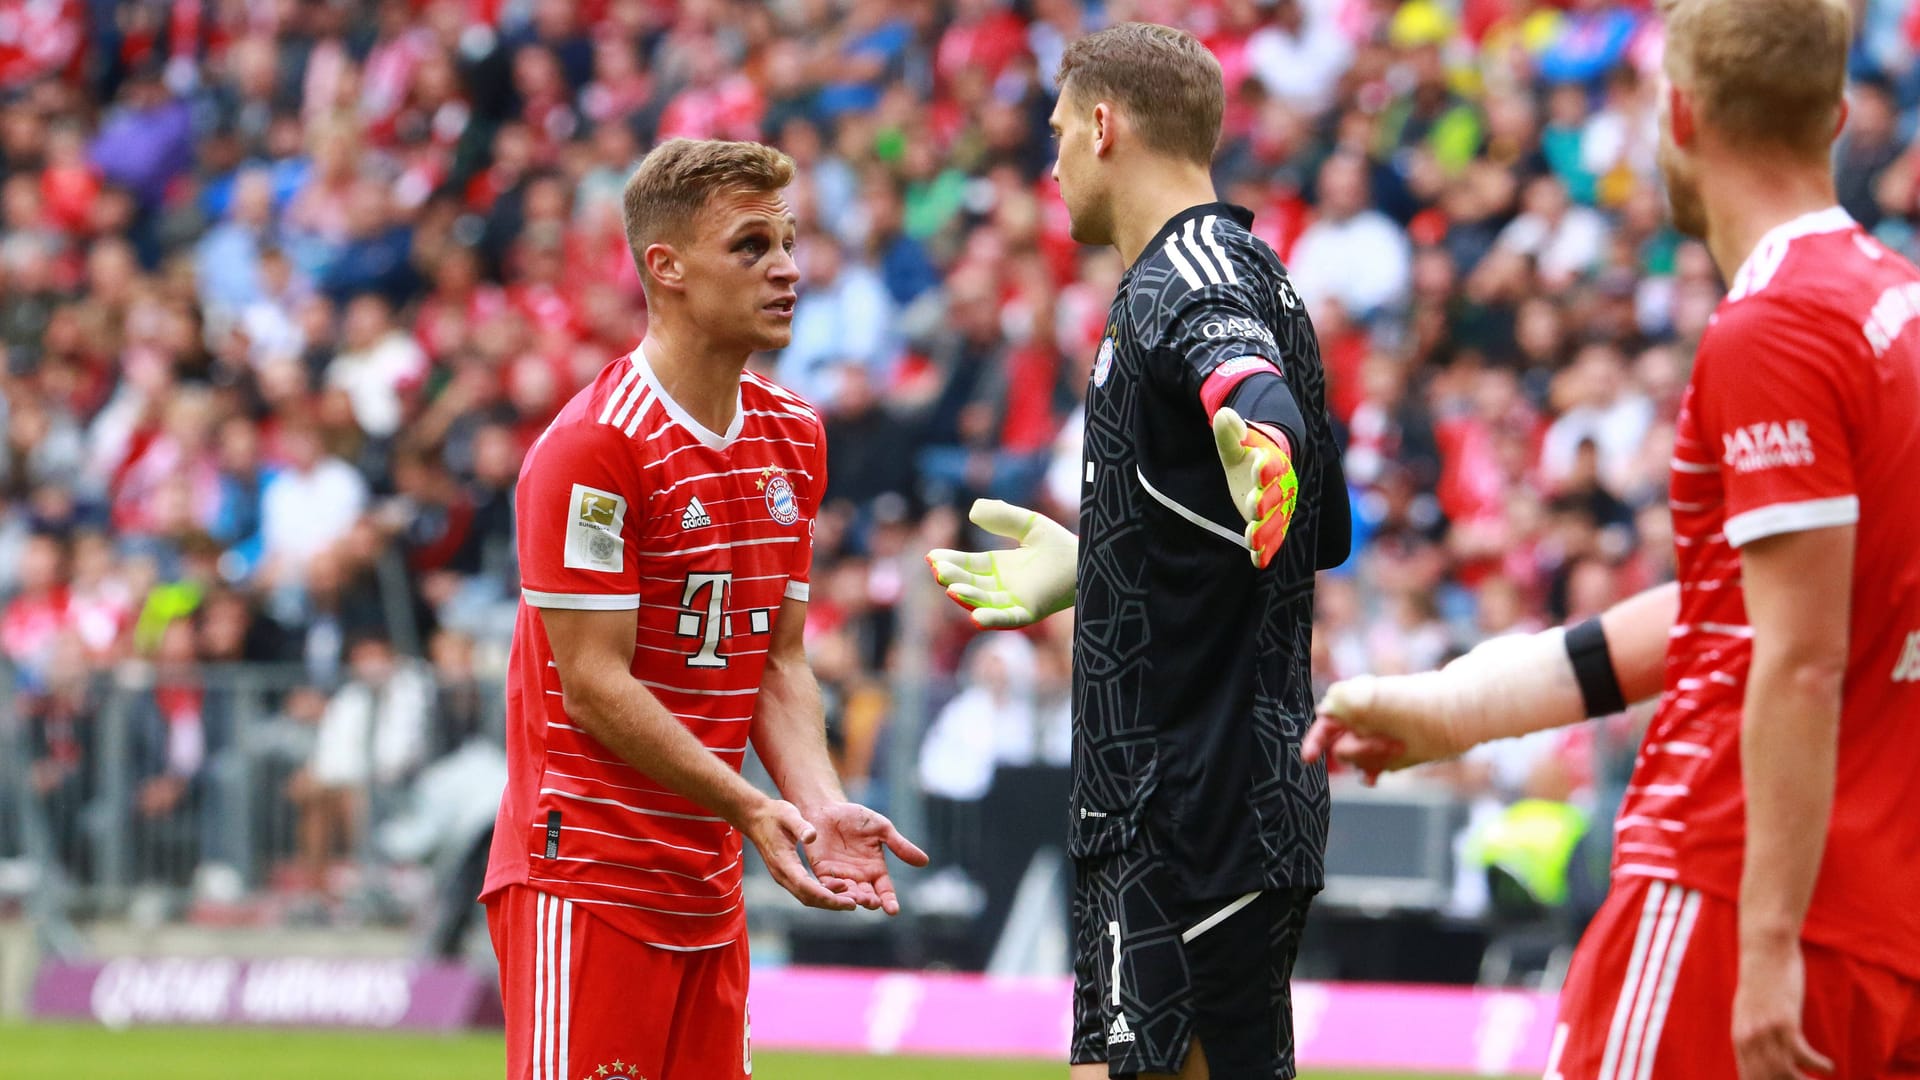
[1728,205,1854,288]
[1125,201,1257,281]
[627,342,744,451]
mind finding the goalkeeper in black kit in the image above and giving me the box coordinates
[925,23,1350,1080]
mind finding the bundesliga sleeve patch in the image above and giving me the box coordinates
[564,483,628,572]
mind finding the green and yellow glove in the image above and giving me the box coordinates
[925,499,1077,630]
[1211,406,1299,569]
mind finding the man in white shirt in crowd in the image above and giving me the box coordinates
[1287,152,1412,322]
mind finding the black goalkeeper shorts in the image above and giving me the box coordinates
[1069,846,1314,1079]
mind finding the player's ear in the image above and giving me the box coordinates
[1091,101,1117,159]
[1666,81,1695,150]
[1832,99,1849,144]
[643,242,685,294]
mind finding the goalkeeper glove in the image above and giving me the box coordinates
[1211,406,1299,569]
[925,499,1077,630]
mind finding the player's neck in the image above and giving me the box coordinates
[639,325,746,435]
[1699,157,1840,283]
[1110,162,1221,268]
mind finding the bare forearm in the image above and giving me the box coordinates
[1738,657,1841,945]
[566,679,765,827]
[750,654,844,814]
[1734,525,1853,949]
[1601,581,1678,706]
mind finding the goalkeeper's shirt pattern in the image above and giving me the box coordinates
[1071,202,1349,900]
[484,346,825,951]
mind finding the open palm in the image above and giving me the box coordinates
[804,802,930,915]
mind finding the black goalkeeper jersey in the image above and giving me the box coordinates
[1070,202,1350,899]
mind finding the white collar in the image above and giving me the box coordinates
[1728,206,1854,301]
[630,343,743,451]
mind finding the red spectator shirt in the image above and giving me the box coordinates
[483,347,826,950]
[1619,207,1920,978]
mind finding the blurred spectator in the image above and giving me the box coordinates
[775,230,899,404]
[1493,175,1609,291]
[917,632,1039,881]
[89,66,194,215]
[2,533,71,691]
[24,634,95,880]
[1246,0,1352,115]
[822,363,918,508]
[1289,153,1412,321]
[196,169,278,316]
[258,420,368,584]
[129,620,209,889]
[425,630,487,755]
[1537,342,1654,493]
[1837,76,1904,232]
[328,293,428,440]
[291,632,432,899]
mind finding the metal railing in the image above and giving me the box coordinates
[0,660,507,947]
[0,642,1570,983]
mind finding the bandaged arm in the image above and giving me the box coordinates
[1318,582,1676,765]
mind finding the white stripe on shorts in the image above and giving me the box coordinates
[1597,881,1666,1080]
[532,892,547,1080]
[1599,883,1702,1080]
[1631,888,1701,1080]
[1181,891,1262,944]
[558,898,573,1080]
[1616,884,1684,1080]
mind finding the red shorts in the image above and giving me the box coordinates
[1547,875,1920,1080]
[486,885,751,1080]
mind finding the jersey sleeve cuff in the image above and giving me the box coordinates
[1723,495,1860,548]
[522,588,643,610]
[783,580,810,602]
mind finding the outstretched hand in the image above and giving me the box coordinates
[926,499,1078,630]
[803,801,930,915]
[738,798,856,911]
[1302,675,1450,783]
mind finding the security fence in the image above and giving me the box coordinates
[0,660,507,947]
[0,641,1598,988]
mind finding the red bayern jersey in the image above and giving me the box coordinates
[1617,207,1920,978]
[482,345,826,950]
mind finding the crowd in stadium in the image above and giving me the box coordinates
[2,0,1919,915]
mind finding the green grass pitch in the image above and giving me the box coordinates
[0,1025,1518,1079]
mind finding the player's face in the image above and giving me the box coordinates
[1656,70,1708,239]
[680,188,801,352]
[1049,94,1114,246]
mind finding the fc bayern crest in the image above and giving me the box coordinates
[1092,336,1116,387]
[763,468,800,526]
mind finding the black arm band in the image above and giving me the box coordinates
[1565,616,1627,718]
[1223,371,1306,451]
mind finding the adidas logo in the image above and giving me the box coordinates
[1107,1013,1136,1046]
[680,498,713,530]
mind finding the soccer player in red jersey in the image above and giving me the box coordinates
[1305,0,1920,1077]
[482,138,927,1080]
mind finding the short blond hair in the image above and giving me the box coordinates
[622,138,796,261]
[1056,23,1224,166]
[1660,0,1850,160]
